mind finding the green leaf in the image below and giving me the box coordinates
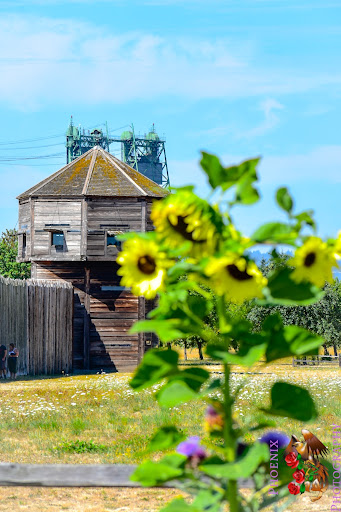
[160,498,202,512]
[200,152,229,190]
[131,454,186,486]
[177,367,210,392]
[200,152,260,203]
[264,321,323,363]
[193,490,223,512]
[130,349,179,390]
[148,426,185,453]
[297,454,301,460]
[157,380,198,407]
[297,462,304,469]
[252,222,297,244]
[261,382,318,421]
[206,342,267,367]
[262,267,324,305]
[294,210,316,230]
[284,325,323,355]
[235,160,260,205]
[276,187,293,213]
[200,443,269,479]
[130,320,184,342]
[187,295,213,319]
[300,483,305,493]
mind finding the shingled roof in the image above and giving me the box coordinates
[17,146,168,199]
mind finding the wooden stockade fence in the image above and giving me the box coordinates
[292,354,341,366]
[0,276,73,375]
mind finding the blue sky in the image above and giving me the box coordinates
[0,0,340,241]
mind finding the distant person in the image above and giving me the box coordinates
[8,344,19,380]
[0,344,7,379]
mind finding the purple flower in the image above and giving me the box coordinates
[177,436,207,460]
[259,431,290,449]
[206,405,219,417]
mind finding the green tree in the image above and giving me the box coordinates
[248,253,341,355]
[0,229,31,279]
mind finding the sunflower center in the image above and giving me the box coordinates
[138,255,156,275]
[168,215,196,241]
[304,252,316,267]
[226,264,253,281]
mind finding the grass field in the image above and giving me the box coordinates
[0,360,340,510]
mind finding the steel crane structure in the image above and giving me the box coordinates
[66,119,170,187]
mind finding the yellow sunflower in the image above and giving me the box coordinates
[289,237,336,288]
[333,231,341,259]
[151,191,220,258]
[117,238,167,299]
[204,254,267,303]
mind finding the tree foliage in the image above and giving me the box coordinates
[248,253,341,354]
[0,229,31,279]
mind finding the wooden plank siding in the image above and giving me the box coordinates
[0,276,73,375]
[17,200,31,259]
[33,262,141,372]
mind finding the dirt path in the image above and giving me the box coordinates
[0,486,336,511]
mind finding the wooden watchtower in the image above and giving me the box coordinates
[17,146,167,372]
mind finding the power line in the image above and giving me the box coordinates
[0,142,65,151]
[0,152,64,162]
[0,162,64,167]
[0,134,64,146]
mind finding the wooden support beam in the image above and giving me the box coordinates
[0,464,254,489]
[84,266,91,369]
[29,198,34,258]
[81,198,88,258]
[0,464,138,487]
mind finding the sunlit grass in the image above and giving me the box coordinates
[0,361,339,464]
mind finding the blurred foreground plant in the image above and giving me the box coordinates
[117,153,340,511]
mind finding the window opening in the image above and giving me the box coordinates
[106,230,123,250]
[22,233,27,258]
[52,231,65,251]
[107,235,121,249]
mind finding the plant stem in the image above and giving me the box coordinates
[216,296,239,511]
[224,362,239,512]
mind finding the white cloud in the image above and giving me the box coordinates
[259,145,341,185]
[0,15,340,110]
[238,98,284,139]
[169,145,341,193]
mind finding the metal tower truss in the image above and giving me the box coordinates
[66,118,115,164]
[112,124,170,188]
[66,119,170,188]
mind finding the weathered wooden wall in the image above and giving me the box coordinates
[17,200,31,259]
[32,262,141,372]
[17,196,158,372]
[17,197,154,263]
[0,276,73,375]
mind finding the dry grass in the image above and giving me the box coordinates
[0,487,184,511]
[0,486,335,511]
[0,360,339,510]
